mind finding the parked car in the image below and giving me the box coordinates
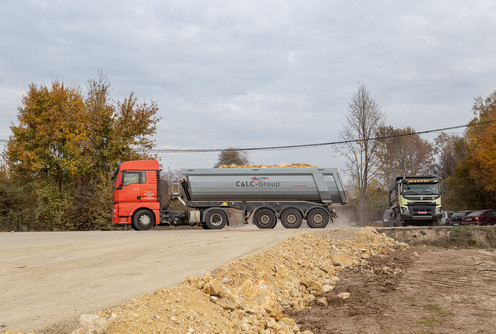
[441,211,453,225]
[383,209,394,227]
[450,210,473,225]
[462,209,496,226]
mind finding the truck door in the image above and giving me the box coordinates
[115,171,147,203]
[141,170,158,203]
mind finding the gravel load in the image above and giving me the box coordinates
[218,163,319,168]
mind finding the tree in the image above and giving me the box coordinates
[433,132,464,181]
[6,82,87,192]
[214,148,249,167]
[467,91,496,191]
[376,126,434,187]
[365,182,389,221]
[4,73,160,230]
[445,90,496,209]
[337,84,385,225]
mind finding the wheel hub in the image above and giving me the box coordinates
[139,215,151,226]
[260,215,271,225]
[210,213,222,226]
[313,214,323,224]
[287,214,297,224]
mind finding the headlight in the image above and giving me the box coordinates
[435,206,442,214]
[401,206,409,215]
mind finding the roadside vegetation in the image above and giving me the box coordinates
[338,85,496,224]
[0,73,159,231]
[382,225,496,248]
[0,76,495,231]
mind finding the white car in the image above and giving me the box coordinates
[441,211,453,225]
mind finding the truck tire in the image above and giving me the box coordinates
[204,209,228,229]
[394,211,402,227]
[280,208,303,229]
[307,208,329,228]
[253,208,277,229]
[132,209,155,230]
[430,218,441,226]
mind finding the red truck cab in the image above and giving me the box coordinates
[113,160,161,230]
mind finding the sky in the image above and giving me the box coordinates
[1,0,496,178]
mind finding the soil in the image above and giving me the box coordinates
[289,245,496,334]
[2,227,496,334]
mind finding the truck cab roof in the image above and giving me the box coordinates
[119,160,160,171]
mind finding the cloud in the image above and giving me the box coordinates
[1,0,495,174]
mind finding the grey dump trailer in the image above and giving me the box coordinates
[167,168,348,229]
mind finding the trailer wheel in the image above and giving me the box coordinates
[280,208,303,229]
[132,209,155,230]
[307,208,329,228]
[253,208,277,229]
[204,209,228,229]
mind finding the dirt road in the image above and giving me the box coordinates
[2,226,496,334]
[0,228,313,333]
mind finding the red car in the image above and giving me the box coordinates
[462,210,496,226]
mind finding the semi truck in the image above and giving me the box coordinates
[388,176,442,226]
[112,160,348,230]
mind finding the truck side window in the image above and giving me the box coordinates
[122,172,146,186]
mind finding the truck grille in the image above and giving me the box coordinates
[407,202,436,215]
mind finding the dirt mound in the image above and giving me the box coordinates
[380,226,496,248]
[69,228,407,334]
[218,163,319,168]
[288,247,418,333]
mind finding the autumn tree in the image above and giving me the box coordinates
[467,91,496,191]
[376,126,434,187]
[446,90,496,209]
[337,84,385,225]
[214,148,249,167]
[4,73,160,230]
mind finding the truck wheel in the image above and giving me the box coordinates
[395,213,402,227]
[253,209,277,229]
[280,208,303,229]
[307,208,329,228]
[132,209,155,230]
[204,209,228,229]
[430,219,441,226]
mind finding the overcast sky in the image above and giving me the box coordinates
[1,0,495,175]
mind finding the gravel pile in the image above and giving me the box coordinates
[72,228,407,334]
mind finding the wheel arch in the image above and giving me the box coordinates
[253,206,278,218]
[128,206,159,226]
[280,205,304,217]
[303,204,328,218]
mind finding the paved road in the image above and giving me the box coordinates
[0,227,321,332]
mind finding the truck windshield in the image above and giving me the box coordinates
[402,183,439,195]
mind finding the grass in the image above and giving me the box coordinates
[383,225,496,248]
[404,296,455,329]
[403,296,417,306]
[418,317,441,326]
[424,303,455,317]
[416,303,455,327]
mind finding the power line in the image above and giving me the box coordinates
[145,119,496,154]
[1,119,494,153]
